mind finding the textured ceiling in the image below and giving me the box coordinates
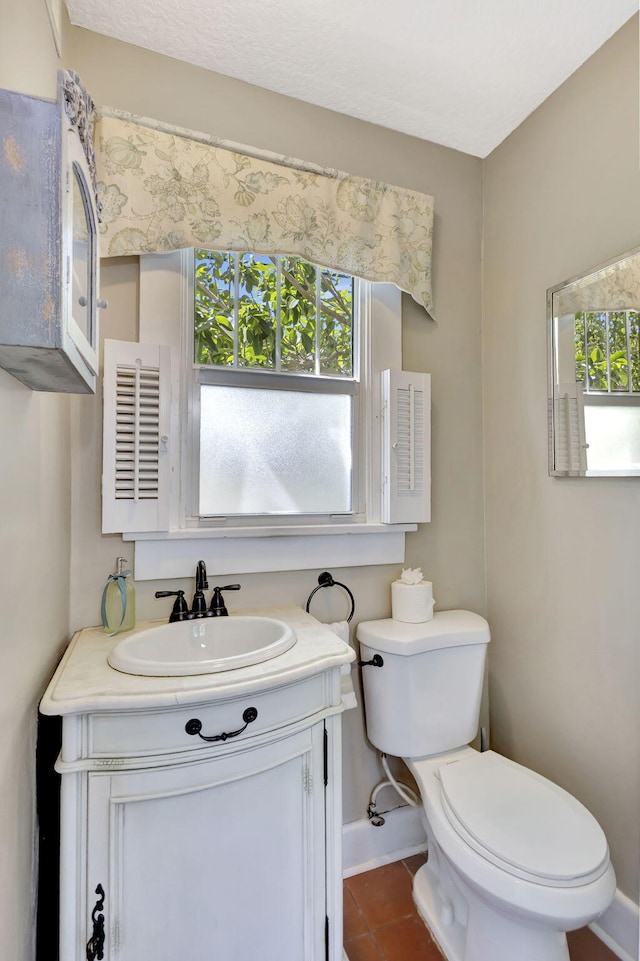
[66,0,637,157]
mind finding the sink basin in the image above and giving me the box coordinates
[108,616,296,677]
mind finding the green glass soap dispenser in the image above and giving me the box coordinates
[101,557,136,634]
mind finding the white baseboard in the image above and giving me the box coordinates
[342,805,427,878]
[590,888,639,961]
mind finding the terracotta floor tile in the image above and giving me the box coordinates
[374,915,444,961]
[343,885,369,940]
[343,865,616,961]
[402,851,428,875]
[344,933,387,961]
[346,862,415,929]
[568,927,619,961]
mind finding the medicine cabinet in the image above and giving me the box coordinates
[0,70,103,393]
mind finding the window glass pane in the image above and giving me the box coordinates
[195,249,236,365]
[320,269,353,376]
[631,312,640,391]
[575,310,640,394]
[280,257,316,373]
[608,311,629,391]
[586,311,608,390]
[199,385,352,515]
[237,253,276,369]
[194,250,355,379]
[585,405,640,471]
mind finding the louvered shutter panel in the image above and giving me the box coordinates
[102,339,171,533]
[553,382,587,475]
[381,369,431,523]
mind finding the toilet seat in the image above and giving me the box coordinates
[438,751,610,888]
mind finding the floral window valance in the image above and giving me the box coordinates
[555,256,640,315]
[95,114,435,316]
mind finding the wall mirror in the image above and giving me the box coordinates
[548,245,640,476]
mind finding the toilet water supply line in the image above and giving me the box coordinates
[367,753,420,827]
[368,729,490,825]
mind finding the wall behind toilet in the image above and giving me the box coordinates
[483,16,640,901]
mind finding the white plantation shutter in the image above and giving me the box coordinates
[553,382,587,475]
[102,339,172,533]
[381,369,431,523]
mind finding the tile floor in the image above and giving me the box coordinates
[343,856,620,961]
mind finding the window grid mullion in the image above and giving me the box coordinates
[233,252,240,368]
[626,310,632,393]
[605,311,611,393]
[276,257,282,372]
[315,267,321,376]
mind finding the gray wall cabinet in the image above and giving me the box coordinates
[0,72,102,393]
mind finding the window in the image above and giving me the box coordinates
[102,249,430,579]
[574,310,640,393]
[572,310,640,472]
[190,250,359,522]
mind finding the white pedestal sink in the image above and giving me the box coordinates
[108,616,296,676]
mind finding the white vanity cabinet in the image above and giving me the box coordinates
[41,610,353,961]
[81,723,328,961]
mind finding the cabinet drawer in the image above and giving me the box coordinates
[85,673,330,760]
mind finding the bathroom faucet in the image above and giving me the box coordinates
[192,560,209,617]
[155,562,239,621]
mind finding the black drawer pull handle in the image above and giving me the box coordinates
[86,884,105,960]
[185,707,258,742]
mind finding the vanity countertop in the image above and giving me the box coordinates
[40,605,355,716]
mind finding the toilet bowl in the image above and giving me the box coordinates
[356,612,616,961]
[407,747,615,961]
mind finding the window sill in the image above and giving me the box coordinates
[126,523,417,580]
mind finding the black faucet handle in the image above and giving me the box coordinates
[209,584,241,616]
[155,590,192,622]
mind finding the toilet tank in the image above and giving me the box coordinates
[357,611,490,759]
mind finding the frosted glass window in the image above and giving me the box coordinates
[584,405,640,472]
[199,385,353,515]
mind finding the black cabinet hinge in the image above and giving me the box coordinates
[325,915,329,961]
[323,727,328,787]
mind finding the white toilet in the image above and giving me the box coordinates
[357,610,616,961]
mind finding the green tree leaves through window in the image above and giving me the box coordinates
[574,310,640,392]
[194,250,354,376]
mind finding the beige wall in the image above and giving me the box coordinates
[0,0,58,100]
[483,17,640,901]
[64,28,485,824]
[2,5,639,957]
[0,1,66,960]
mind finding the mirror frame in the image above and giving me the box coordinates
[547,243,640,477]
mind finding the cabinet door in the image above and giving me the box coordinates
[85,725,326,961]
[62,128,99,380]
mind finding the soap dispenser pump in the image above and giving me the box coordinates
[101,557,136,634]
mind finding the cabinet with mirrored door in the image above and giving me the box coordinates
[0,70,104,393]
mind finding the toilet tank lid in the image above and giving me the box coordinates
[356,610,490,655]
